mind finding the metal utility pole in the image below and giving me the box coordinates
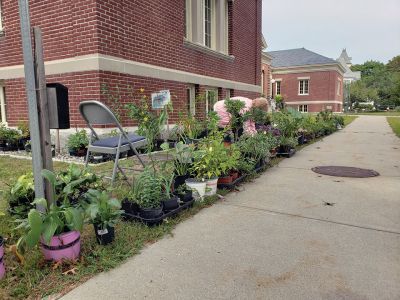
[18,0,44,199]
[34,27,54,204]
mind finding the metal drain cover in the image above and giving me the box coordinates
[312,166,380,178]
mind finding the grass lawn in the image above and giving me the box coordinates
[387,117,400,137]
[345,111,400,116]
[343,115,358,126]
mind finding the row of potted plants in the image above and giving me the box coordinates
[0,122,30,152]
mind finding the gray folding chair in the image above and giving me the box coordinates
[79,100,147,185]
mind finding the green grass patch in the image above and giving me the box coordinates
[343,115,358,126]
[387,117,400,137]
[345,111,400,116]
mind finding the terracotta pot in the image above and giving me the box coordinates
[218,175,234,184]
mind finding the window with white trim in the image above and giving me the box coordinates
[299,80,309,95]
[186,85,196,116]
[276,81,281,95]
[337,81,341,96]
[185,0,229,54]
[225,89,230,100]
[205,89,217,113]
[0,85,7,124]
[204,0,213,48]
[298,105,308,113]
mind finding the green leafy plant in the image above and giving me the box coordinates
[84,189,123,230]
[191,132,240,179]
[279,136,298,148]
[161,141,194,176]
[236,133,272,165]
[15,170,84,253]
[174,111,205,141]
[126,94,169,152]
[0,124,21,145]
[67,130,89,151]
[8,173,35,218]
[130,167,163,209]
[224,99,246,141]
[17,121,30,138]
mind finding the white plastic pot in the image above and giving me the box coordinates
[205,177,218,196]
[185,178,207,200]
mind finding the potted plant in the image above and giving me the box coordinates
[190,133,233,196]
[0,235,5,280]
[0,125,20,151]
[237,133,271,170]
[162,141,194,189]
[7,173,35,218]
[84,189,122,245]
[130,167,163,219]
[159,171,179,212]
[279,136,298,154]
[174,184,193,203]
[17,121,30,150]
[16,170,83,261]
[67,130,89,156]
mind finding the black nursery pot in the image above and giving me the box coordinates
[173,174,189,190]
[139,206,163,219]
[162,196,179,212]
[121,199,140,215]
[177,190,193,203]
[93,224,115,245]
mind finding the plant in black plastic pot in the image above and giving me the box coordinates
[279,136,298,153]
[7,173,35,219]
[84,189,122,245]
[237,133,271,170]
[161,141,194,189]
[67,130,89,157]
[174,184,193,203]
[159,171,179,212]
[130,167,163,219]
[15,170,84,262]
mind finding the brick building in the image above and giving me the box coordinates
[0,0,262,127]
[262,48,345,113]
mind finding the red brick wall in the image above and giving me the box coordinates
[0,0,261,86]
[5,70,257,127]
[271,70,343,112]
[262,62,271,97]
[0,0,99,67]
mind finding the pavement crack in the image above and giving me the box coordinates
[220,203,400,235]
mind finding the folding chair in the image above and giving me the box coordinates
[79,100,147,185]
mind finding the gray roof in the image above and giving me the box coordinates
[266,48,337,68]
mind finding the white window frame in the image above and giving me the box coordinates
[298,80,309,95]
[203,0,216,49]
[337,80,341,96]
[0,85,7,125]
[186,85,196,116]
[226,89,231,100]
[298,105,308,113]
[185,0,192,40]
[276,80,281,95]
[205,88,217,113]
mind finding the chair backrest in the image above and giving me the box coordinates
[79,100,124,139]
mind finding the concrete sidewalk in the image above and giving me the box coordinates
[63,116,400,300]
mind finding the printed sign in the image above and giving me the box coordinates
[151,90,171,109]
[97,228,109,235]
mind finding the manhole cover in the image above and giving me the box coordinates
[312,166,380,178]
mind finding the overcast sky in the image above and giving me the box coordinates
[262,0,400,64]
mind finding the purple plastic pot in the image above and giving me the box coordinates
[0,236,5,280]
[40,231,81,261]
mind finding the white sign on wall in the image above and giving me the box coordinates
[151,90,171,109]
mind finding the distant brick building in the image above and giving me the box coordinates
[262,48,345,113]
[0,0,262,127]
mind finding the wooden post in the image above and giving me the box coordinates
[33,27,54,204]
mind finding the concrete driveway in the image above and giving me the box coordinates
[63,116,400,300]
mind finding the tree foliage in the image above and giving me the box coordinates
[350,56,400,108]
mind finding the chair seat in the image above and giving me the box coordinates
[91,134,146,148]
